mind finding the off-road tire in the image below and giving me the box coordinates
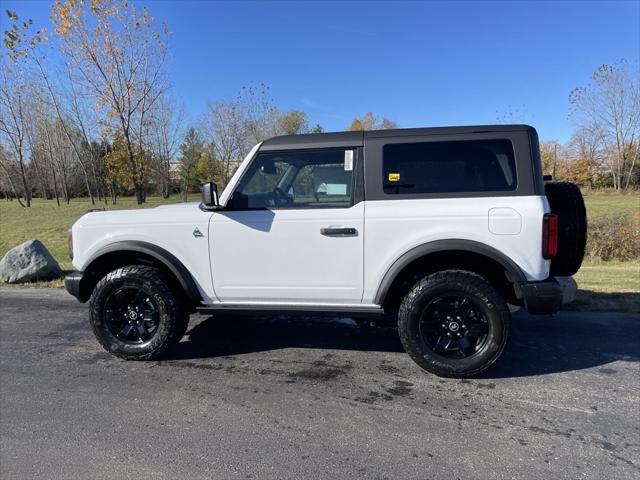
[544,181,587,276]
[89,265,189,360]
[397,270,510,378]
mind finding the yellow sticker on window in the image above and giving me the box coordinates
[388,173,401,182]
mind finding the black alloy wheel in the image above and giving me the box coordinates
[89,265,189,360]
[419,295,489,359]
[397,270,511,377]
[104,287,160,344]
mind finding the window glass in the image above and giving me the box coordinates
[228,149,354,209]
[383,139,517,194]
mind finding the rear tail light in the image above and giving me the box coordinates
[542,213,558,259]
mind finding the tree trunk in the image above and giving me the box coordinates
[0,164,25,207]
[91,161,104,202]
[60,173,70,204]
[135,187,144,205]
[33,158,49,201]
[17,160,31,207]
[78,164,95,205]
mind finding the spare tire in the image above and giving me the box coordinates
[544,182,587,276]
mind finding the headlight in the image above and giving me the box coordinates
[68,229,73,260]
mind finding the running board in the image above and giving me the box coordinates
[196,303,384,318]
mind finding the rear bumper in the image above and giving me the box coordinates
[64,271,85,302]
[521,276,577,315]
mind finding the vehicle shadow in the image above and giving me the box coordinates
[483,310,640,378]
[172,315,404,359]
[563,290,640,314]
[170,311,640,378]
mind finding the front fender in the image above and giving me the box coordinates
[81,241,202,303]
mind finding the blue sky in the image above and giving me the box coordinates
[2,0,639,142]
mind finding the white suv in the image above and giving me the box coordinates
[65,125,586,377]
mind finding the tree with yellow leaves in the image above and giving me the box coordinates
[51,0,168,204]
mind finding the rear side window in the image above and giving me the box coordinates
[382,139,517,195]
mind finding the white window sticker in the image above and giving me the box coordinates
[326,183,347,195]
[344,150,353,171]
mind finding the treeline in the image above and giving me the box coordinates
[0,2,398,206]
[0,2,637,208]
[540,62,639,190]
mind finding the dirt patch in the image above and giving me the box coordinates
[385,380,414,397]
[289,364,351,382]
[158,360,227,371]
[355,391,393,404]
[476,382,497,390]
[378,363,403,375]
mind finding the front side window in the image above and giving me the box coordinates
[227,149,354,210]
[383,139,517,195]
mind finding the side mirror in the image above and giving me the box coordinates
[201,182,220,209]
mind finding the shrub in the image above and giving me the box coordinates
[586,214,640,261]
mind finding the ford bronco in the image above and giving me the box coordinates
[65,125,587,377]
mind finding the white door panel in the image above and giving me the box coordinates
[210,203,364,303]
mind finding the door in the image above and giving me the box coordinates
[210,147,364,304]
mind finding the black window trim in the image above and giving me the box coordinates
[363,131,537,201]
[223,146,363,212]
[380,138,518,197]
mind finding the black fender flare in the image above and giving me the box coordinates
[83,241,202,303]
[374,239,527,305]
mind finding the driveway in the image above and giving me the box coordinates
[0,288,639,479]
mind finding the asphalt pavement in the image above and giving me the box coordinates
[0,287,639,479]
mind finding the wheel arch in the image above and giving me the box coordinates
[77,241,202,305]
[375,240,526,313]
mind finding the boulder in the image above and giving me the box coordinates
[0,240,62,283]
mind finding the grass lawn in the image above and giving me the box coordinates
[582,191,639,219]
[0,196,182,271]
[1,191,639,312]
[571,259,640,313]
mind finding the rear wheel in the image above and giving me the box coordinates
[89,265,189,360]
[397,270,510,378]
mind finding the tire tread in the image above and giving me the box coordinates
[89,265,188,360]
[397,270,510,378]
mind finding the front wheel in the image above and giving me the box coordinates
[397,270,510,378]
[89,265,189,360]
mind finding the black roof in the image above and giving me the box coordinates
[260,124,535,151]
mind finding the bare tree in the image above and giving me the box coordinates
[239,84,281,146]
[0,144,25,205]
[52,0,169,204]
[0,65,32,206]
[203,99,246,185]
[570,61,640,190]
[148,96,184,198]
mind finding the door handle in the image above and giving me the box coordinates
[320,227,358,237]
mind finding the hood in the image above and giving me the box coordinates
[153,202,200,210]
[74,202,205,228]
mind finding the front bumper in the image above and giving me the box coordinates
[521,276,577,315]
[64,271,84,302]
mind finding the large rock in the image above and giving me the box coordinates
[0,240,62,283]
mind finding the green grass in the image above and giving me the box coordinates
[1,192,639,312]
[583,191,640,219]
[574,259,640,292]
[0,196,182,270]
[570,259,640,313]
